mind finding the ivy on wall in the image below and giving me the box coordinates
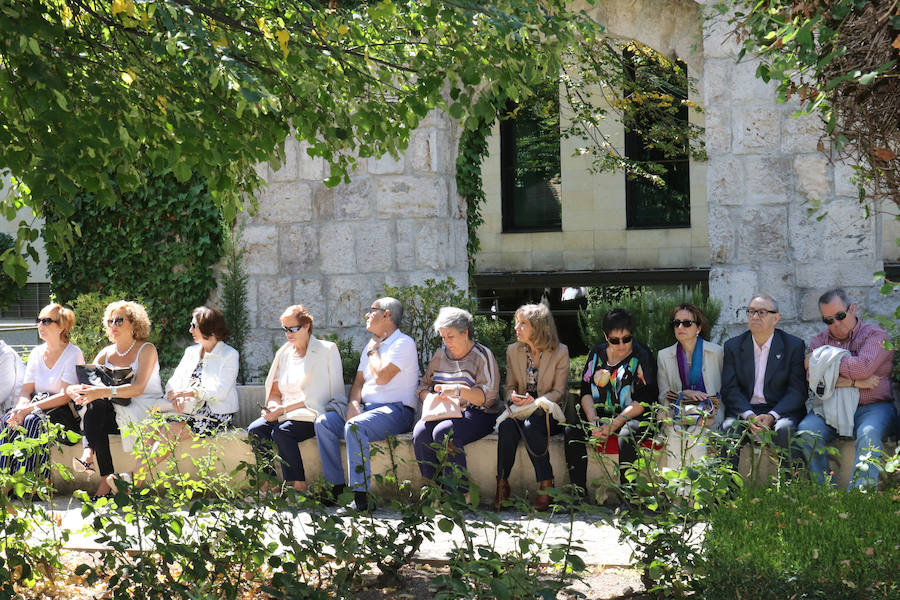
[45,172,224,368]
[456,120,492,282]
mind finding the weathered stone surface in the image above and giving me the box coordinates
[354,225,395,273]
[708,267,758,327]
[279,224,319,272]
[409,128,454,175]
[744,156,792,204]
[292,278,326,324]
[707,154,744,206]
[395,220,419,271]
[414,220,454,270]
[794,260,882,289]
[297,141,326,180]
[333,178,374,219]
[702,13,741,59]
[314,186,334,221]
[375,177,448,218]
[732,59,779,103]
[782,112,825,154]
[733,108,781,154]
[243,225,279,275]
[327,275,376,328]
[256,277,293,327]
[793,155,829,203]
[243,329,278,376]
[703,59,732,107]
[256,182,313,223]
[708,203,736,264]
[737,207,788,261]
[703,107,732,154]
[319,222,357,274]
[757,265,797,319]
[269,138,298,182]
[789,200,874,262]
[368,152,405,175]
[246,277,259,328]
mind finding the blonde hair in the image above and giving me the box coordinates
[39,303,75,343]
[104,301,151,342]
[281,304,313,333]
[514,303,559,353]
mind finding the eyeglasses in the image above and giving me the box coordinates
[281,325,303,333]
[189,322,199,330]
[607,335,633,345]
[366,307,386,317]
[35,317,58,326]
[107,317,127,327]
[671,319,696,328]
[821,311,848,325]
[746,308,777,318]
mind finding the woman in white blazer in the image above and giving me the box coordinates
[110,306,239,490]
[656,303,724,468]
[248,305,346,493]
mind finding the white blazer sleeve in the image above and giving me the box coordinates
[165,347,197,395]
[197,347,239,408]
[327,343,347,403]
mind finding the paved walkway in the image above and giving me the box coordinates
[29,498,636,566]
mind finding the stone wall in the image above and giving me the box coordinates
[701,4,898,342]
[236,110,468,378]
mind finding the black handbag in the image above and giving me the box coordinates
[30,392,81,444]
[76,364,135,406]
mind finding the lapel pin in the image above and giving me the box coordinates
[776,354,782,360]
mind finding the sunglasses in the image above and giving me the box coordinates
[189,322,199,330]
[35,317,58,326]
[671,319,696,328]
[821,311,848,325]
[607,335,633,345]
[281,325,303,333]
[107,317,127,327]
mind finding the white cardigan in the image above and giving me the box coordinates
[166,341,240,415]
[264,336,347,420]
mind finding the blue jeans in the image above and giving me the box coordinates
[314,402,414,492]
[797,401,897,489]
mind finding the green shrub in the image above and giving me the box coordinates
[68,291,160,363]
[0,232,23,310]
[577,284,722,354]
[45,171,224,370]
[696,480,900,599]
[473,314,513,375]
[319,332,361,383]
[220,221,251,383]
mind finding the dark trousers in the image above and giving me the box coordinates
[413,408,497,492]
[82,399,120,476]
[247,417,316,482]
[496,409,562,482]
[563,400,641,490]
[721,408,801,471]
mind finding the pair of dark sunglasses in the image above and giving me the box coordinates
[35,317,58,326]
[282,325,303,333]
[822,311,848,325]
[607,335,633,345]
[671,319,696,328]
[107,317,127,327]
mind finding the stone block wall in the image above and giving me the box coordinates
[236,111,468,378]
[701,5,894,342]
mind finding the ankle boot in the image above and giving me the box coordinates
[533,479,554,511]
[493,477,510,511]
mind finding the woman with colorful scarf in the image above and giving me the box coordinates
[565,307,657,498]
[656,303,723,468]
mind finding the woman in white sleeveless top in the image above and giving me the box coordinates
[69,301,165,499]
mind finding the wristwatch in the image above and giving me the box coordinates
[110,386,118,399]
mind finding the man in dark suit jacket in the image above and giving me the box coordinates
[720,294,807,469]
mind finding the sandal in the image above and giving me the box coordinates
[72,457,95,474]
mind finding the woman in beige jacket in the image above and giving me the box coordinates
[494,304,569,511]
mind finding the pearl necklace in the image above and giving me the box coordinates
[115,339,137,357]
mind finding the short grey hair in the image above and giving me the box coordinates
[750,293,779,313]
[375,296,403,327]
[433,306,474,339]
[818,288,851,309]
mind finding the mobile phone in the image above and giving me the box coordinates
[257,402,272,413]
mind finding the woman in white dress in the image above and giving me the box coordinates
[0,303,84,479]
[69,301,165,498]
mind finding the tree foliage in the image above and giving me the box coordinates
[0,0,600,284]
[720,0,900,211]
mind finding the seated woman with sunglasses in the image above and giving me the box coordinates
[0,304,84,482]
[68,301,166,499]
[110,306,239,489]
[247,305,346,493]
[565,307,658,500]
[656,303,724,469]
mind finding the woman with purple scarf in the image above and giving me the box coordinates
[656,303,724,468]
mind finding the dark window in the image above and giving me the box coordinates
[500,82,562,232]
[624,52,691,229]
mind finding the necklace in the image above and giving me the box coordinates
[115,339,137,357]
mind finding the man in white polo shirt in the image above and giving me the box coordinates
[0,340,25,412]
[315,296,419,511]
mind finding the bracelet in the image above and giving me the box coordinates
[851,380,856,388]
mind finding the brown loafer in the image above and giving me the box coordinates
[533,479,554,511]
[493,477,511,511]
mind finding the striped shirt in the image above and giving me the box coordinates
[809,320,894,405]
[416,342,501,414]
